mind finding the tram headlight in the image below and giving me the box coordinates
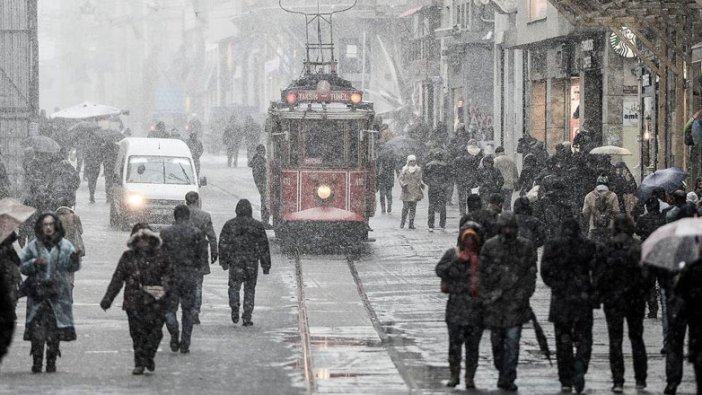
[350,93,362,105]
[286,93,298,106]
[126,193,145,209]
[316,185,332,200]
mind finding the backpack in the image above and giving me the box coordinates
[593,193,612,228]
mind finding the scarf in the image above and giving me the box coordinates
[458,228,480,298]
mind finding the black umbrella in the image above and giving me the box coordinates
[530,309,552,366]
[635,167,688,201]
[23,135,61,154]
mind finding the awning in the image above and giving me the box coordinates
[400,5,425,18]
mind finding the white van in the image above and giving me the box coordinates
[110,137,205,230]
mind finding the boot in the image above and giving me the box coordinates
[31,353,42,373]
[408,219,415,229]
[46,343,59,373]
[465,364,477,389]
[446,363,460,387]
[380,201,386,214]
[387,202,392,213]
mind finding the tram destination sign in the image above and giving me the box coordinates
[284,89,361,104]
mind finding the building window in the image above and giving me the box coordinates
[529,0,547,21]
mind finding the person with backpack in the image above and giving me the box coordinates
[594,214,649,393]
[582,175,620,243]
[218,199,271,326]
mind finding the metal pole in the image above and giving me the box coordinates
[361,30,366,91]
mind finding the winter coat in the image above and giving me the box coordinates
[223,122,242,148]
[160,221,206,279]
[535,192,577,241]
[477,167,504,197]
[515,214,546,248]
[188,206,218,275]
[399,167,423,202]
[453,152,482,187]
[423,160,451,192]
[676,259,702,359]
[248,153,267,191]
[541,236,596,324]
[582,187,620,231]
[0,235,19,320]
[479,235,537,328]
[186,136,204,160]
[593,233,648,310]
[53,160,80,207]
[20,236,79,333]
[435,248,483,325]
[101,228,173,311]
[55,207,84,257]
[665,202,699,223]
[493,153,519,190]
[635,211,666,241]
[375,150,396,188]
[218,200,271,281]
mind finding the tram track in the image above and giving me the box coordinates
[290,247,420,393]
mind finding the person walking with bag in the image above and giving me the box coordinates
[19,213,81,373]
[435,222,485,390]
[185,192,218,324]
[218,199,271,326]
[100,224,173,375]
[398,155,423,229]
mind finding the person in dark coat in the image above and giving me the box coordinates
[479,212,537,392]
[516,154,538,196]
[477,156,504,203]
[541,218,597,393]
[147,121,170,139]
[635,197,666,319]
[244,115,262,161]
[666,189,698,223]
[423,150,451,231]
[435,222,485,390]
[513,197,545,248]
[20,213,81,373]
[218,199,271,326]
[83,141,102,204]
[375,146,396,214]
[223,115,243,168]
[53,150,80,208]
[536,180,578,242]
[100,224,173,375]
[675,259,702,395]
[248,144,271,226]
[185,192,218,324]
[102,141,119,204]
[459,194,498,240]
[186,130,204,176]
[160,205,206,354]
[0,233,20,366]
[594,214,648,393]
[453,145,482,216]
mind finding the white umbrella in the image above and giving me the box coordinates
[50,102,122,120]
[641,218,702,271]
[589,145,632,156]
[0,198,36,242]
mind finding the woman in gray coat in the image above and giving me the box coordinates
[398,155,423,229]
[20,213,80,373]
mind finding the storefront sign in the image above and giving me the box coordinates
[623,96,639,127]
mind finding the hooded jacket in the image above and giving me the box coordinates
[582,186,620,231]
[435,222,485,325]
[493,152,519,190]
[218,200,271,277]
[101,228,173,311]
[478,214,537,328]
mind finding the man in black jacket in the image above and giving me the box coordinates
[541,218,597,393]
[218,199,271,326]
[460,194,498,240]
[635,197,666,319]
[248,144,271,227]
[161,205,206,354]
[453,146,482,216]
[594,214,648,393]
[423,150,451,231]
[185,192,218,324]
[479,212,537,392]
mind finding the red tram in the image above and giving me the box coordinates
[266,75,377,243]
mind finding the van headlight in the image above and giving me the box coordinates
[316,185,332,200]
[126,193,145,208]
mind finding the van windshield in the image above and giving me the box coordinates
[126,156,195,185]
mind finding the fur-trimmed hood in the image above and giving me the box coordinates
[127,228,162,249]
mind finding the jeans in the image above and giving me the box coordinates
[229,272,258,322]
[165,276,198,349]
[501,189,513,211]
[491,325,522,386]
[378,184,393,212]
[448,323,483,380]
[127,309,164,368]
[604,300,648,385]
[400,201,416,227]
[665,294,688,385]
[554,316,593,387]
[428,188,447,229]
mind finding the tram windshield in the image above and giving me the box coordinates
[290,120,361,168]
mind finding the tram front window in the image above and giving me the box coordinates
[301,120,359,168]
